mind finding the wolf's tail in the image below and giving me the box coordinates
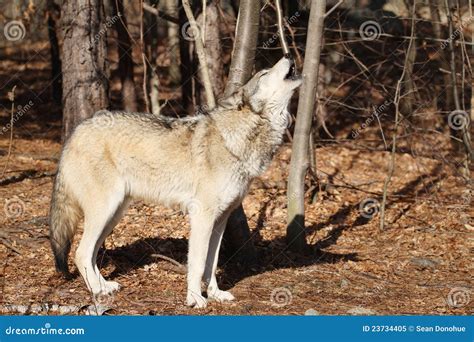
[49,170,81,277]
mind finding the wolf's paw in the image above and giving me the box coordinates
[208,289,235,303]
[186,291,208,309]
[93,281,121,297]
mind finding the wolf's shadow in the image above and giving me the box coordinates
[102,163,445,289]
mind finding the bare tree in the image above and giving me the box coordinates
[222,0,261,261]
[60,0,109,139]
[286,0,326,252]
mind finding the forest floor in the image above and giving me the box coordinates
[0,43,472,316]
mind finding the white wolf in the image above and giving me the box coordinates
[49,57,301,308]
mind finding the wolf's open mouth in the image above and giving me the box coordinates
[284,58,298,80]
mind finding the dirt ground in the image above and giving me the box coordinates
[0,44,472,316]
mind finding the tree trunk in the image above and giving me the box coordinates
[112,0,138,112]
[286,0,326,252]
[178,3,194,113]
[60,0,109,140]
[163,0,181,85]
[47,0,62,106]
[197,0,225,98]
[221,0,261,264]
[223,0,261,97]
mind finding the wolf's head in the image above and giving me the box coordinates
[219,56,302,121]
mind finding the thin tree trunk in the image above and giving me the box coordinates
[47,0,62,106]
[60,0,109,140]
[399,34,416,118]
[163,0,181,85]
[445,1,473,166]
[222,0,261,263]
[146,0,161,115]
[179,4,194,112]
[287,0,326,252]
[182,0,216,109]
[223,0,261,97]
[113,0,138,112]
[197,0,225,98]
[433,0,454,110]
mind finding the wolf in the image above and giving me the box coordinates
[49,56,301,308]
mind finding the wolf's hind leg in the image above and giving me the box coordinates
[203,211,235,303]
[75,194,124,296]
[94,197,131,292]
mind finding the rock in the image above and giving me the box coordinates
[341,278,350,288]
[304,309,320,315]
[410,257,439,270]
[347,306,377,315]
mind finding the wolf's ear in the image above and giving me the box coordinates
[218,89,244,110]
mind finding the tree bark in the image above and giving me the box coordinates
[60,0,109,140]
[223,0,261,97]
[197,0,225,98]
[163,0,182,85]
[286,0,326,252]
[221,0,261,264]
[112,0,138,112]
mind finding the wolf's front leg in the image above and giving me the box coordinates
[186,210,215,308]
[204,211,235,303]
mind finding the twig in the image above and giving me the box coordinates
[275,0,290,55]
[0,238,22,255]
[379,1,417,231]
[324,0,343,18]
[142,3,179,24]
[1,86,17,179]
[182,0,216,109]
[150,253,186,274]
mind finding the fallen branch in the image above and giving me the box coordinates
[0,238,22,255]
[0,170,56,186]
[150,253,186,274]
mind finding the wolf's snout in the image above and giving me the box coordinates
[284,56,298,80]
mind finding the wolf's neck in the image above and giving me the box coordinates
[212,107,286,178]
